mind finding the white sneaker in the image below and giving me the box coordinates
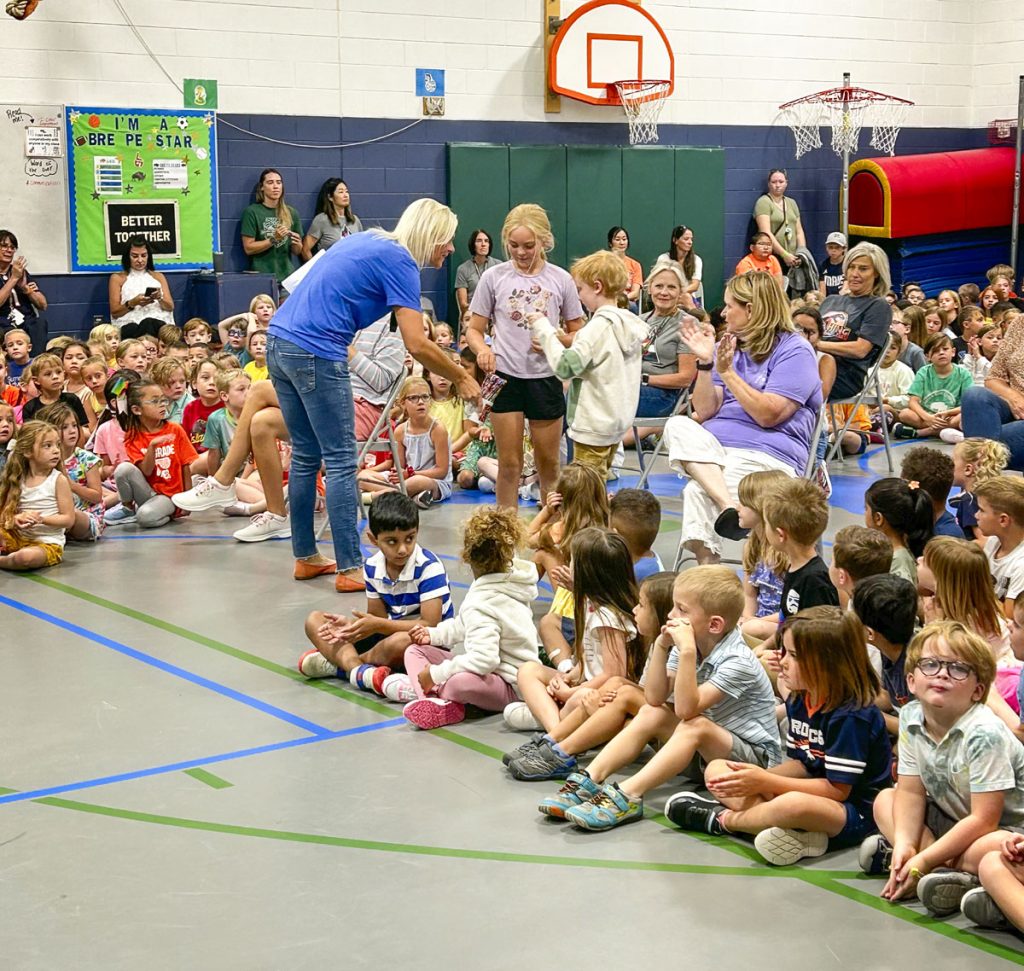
[939,428,965,445]
[233,511,291,542]
[503,701,541,732]
[221,502,251,517]
[297,649,337,679]
[382,673,417,703]
[173,477,236,511]
[478,476,495,494]
[754,826,829,866]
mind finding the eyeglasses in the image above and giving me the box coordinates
[915,657,974,682]
[227,329,245,338]
[404,394,431,404]
[142,396,170,406]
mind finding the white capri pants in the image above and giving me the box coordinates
[663,415,796,557]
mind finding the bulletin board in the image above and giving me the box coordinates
[65,106,219,272]
[0,103,69,274]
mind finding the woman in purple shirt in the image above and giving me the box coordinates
[663,271,822,563]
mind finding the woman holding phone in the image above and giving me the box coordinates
[109,235,175,335]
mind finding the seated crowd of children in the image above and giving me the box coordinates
[6,262,1024,937]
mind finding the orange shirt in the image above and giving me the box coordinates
[125,421,199,497]
[623,255,643,293]
[736,253,783,276]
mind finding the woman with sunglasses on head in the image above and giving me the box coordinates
[655,225,704,309]
[240,168,303,283]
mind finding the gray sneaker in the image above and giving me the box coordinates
[502,733,545,766]
[918,869,981,917]
[507,740,576,782]
[960,886,1010,929]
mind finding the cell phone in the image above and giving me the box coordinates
[144,286,160,297]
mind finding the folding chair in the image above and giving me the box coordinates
[803,404,828,479]
[824,354,894,473]
[632,389,692,490]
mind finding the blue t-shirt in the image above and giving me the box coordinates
[634,550,665,582]
[818,257,844,296]
[952,491,979,534]
[270,233,422,361]
[933,509,964,539]
[881,650,910,711]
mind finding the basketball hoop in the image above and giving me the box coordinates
[989,118,1018,146]
[611,80,671,145]
[779,85,913,158]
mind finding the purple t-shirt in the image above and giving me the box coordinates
[469,261,584,379]
[706,331,822,472]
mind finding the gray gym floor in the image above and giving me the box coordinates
[3,440,1024,969]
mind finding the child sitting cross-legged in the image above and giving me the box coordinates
[736,469,791,643]
[37,402,105,542]
[544,567,781,831]
[861,621,1024,920]
[976,476,1024,620]
[504,571,675,783]
[668,606,893,867]
[396,507,540,730]
[894,333,972,444]
[609,488,665,581]
[950,437,1009,541]
[297,492,453,696]
[900,445,963,539]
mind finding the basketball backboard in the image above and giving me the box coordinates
[548,0,674,107]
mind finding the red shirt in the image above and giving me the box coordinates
[125,422,199,497]
[181,398,223,453]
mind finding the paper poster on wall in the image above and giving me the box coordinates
[25,125,61,157]
[65,106,219,272]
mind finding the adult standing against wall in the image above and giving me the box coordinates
[753,169,806,283]
[654,225,703,308]
[662,271,821,563]
[466,203,585,508]
[240,168,303,285]
[262,199,476,590]
[0,229,47,349]
[108,236,175,337]
[962,318,1024,471]
[300,178,362,262]
[607,226,642,307]
[817,242,893,400]
[453,229,500,318]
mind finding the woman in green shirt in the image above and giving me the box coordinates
[240,168,303,284]
[753,169,806,274]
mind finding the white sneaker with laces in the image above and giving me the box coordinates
[503,701,541,731]
[233,511,291,542]
[939,428,965,445]
[382,673,417,703]
[173,477,237,511]
[297,649,337,679]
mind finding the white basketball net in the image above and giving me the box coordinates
[780,88,912,158]
[613,80,671,145]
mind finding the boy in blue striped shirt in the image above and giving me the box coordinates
[298,493,453,695]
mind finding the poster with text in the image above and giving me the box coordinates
[66,106,219,272]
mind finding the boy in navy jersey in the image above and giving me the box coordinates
[297,493,453,695]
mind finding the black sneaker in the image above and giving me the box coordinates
[713,507,750,541]
[664,792,727,834]
[961,887,1010,929]
[858,833,893,875]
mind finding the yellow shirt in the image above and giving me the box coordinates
[244,361,269,383]
[429,396,464,445]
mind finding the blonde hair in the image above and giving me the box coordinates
[643,260,687,292]
[27,353,62,378]
[157,323,181,347]
[0,420,62,536]
[501,204,554,263]
[383,198,458,268]
[114,339,145,364]
[924,537,1003,640]
[398,375,429,402]
[763,478,829,546]
[183,317,213,338]
[906,621,996,697]
[975,475,1024,525]
[843,242,892,297]
[88,323,119,346]
[570,250,628,297]
[215,368,248,394]
[80,355,108,378]
[249,293,275,314]
[462,506,524,576]
[150,356,186,387]
[45,335,72,353]
[955,437,1010,487]
[673,565,745,629]
[725,271,796,362]
[738,469,790,578]
[902,305,928,347]
[539,462,609,560]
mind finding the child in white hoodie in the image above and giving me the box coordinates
[529,250,645,477]
[401,506,541,730]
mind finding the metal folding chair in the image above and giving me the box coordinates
[824,353,894,473]
[632,389,692,490]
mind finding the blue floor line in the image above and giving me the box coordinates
[0,593,333,738]
[0,717,405,807]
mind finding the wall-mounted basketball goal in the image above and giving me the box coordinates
[546,0,675,144]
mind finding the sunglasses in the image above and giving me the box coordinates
[915,657,974,682]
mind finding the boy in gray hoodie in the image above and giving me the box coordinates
[529,250,645,477]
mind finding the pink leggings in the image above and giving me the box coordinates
[403,644,518,711]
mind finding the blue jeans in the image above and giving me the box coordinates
[961,385,1024,471]
[636,383,680,419]
[267,333,362,569]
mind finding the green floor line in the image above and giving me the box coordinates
[815,877,1024,965]
[183,768,233,790]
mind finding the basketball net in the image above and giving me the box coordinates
[779,87,912,158]
[613,80,671,145]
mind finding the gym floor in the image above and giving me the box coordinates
[3,441,1024,969]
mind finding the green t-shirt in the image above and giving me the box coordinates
[202,407,237,454]
[240,203,303,282]
[907,363,973,412]
[754,194,801,257]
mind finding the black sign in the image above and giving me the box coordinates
[104,200,180,260]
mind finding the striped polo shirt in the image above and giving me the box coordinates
[363,545,454,622]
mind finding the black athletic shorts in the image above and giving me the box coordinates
[490,370,565,421]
